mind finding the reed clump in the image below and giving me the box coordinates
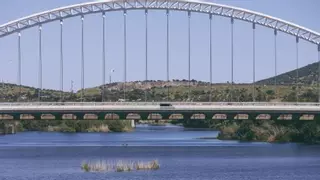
[81,159,160,172]
[136,160,160,170]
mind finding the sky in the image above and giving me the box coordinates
[0,0,319,91]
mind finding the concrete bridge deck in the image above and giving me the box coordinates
[0,102,319,112]
[0,102,319,121]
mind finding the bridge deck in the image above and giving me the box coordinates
[0,102,319,113]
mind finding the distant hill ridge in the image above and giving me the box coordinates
[1,61,320,102]
[257,62,319,85]
[1,61,319,92]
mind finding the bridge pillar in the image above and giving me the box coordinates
[12,114,20,120]
[75,113,85,120]
[182,113,193,120]
[54,114,63,120]
[248,113,259,121]
[140,113,149,120]
[32,113,42,120]
[131,120,136,128]
[314,114,320,122]
[0,122,16,135]
[226,113,237,120]
[270,114,280,121]
[5,124,16,134]
[292,113,302,121]
[0,122,4,135]
[204,113,214,120]
[97,113,106,120]
[118,113,127,120]
[161,113,170,120]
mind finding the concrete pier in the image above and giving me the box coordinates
[131,120,136,128]
[0,122,17,135]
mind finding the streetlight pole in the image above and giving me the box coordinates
[109,69,115,84]
[109,69,115,102]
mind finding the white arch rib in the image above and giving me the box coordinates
[0,0,319,45]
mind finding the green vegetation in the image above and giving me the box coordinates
[0,122,4,134]
[0,83,75,102]
[1,62,319,102]
[1,82,319,102]
[1,62,320,140]
[187,119,320,144]
[14,120,132,133]
[81,159,160,172]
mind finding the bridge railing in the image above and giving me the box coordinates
[0,102,320,106]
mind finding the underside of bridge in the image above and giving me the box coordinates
[0,111,319,121]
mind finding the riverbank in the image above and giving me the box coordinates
[10,120,133,133]
[183,119,320,144]
[1,125,320,180]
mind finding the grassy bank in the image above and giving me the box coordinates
[198,120,320,144]
[15,120,133,133]
[81,159,160,172]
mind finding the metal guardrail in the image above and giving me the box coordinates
[0,102,320,107]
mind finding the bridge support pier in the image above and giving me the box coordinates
[140,113,149,120]
[0,122,4,135]
[33,114,42,120]
[161,113,170,120]
[75,113,85,120]
[292,113,302,121]
[248,113,258,121]
[183,113,192,120]
[98,113,106,120]
[204,113,214,120]
[314,114,320,122]
[118,113,127,120]
[54,114,63,120]
[131,119,136,128]
[227,113,237,120]
[12,115,20,120]
[270,114,280,121]
[0,122,17,135]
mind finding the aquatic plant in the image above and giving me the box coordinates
[81,159,160,172]
[136,160,160,170]
[115,160,134,172]
[81,162,90,172]
[81,160,112,172]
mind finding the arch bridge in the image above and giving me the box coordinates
[0,0,320,121]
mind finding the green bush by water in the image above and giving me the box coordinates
[16,120,132,133]
[214,120,320,144]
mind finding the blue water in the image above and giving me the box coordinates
[0,124,320,180]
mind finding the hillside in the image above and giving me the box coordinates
[0,79,318,102]
[0,83,74,102]
[1,61,319,102]
[257,62,319,85]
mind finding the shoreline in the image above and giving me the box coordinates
[183,119,320,144]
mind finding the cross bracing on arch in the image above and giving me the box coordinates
[0,0,319,45]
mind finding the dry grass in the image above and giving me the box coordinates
[220,123,239,134]
[251,122,290,142]
[87,124,110,132]
[81,159,160,172]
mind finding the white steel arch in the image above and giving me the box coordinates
[0,0,319,45]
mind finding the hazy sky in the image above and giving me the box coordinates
[0,0,319,91]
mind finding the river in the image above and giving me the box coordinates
[0,124,319,180]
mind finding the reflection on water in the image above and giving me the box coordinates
[0,124,320,180]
